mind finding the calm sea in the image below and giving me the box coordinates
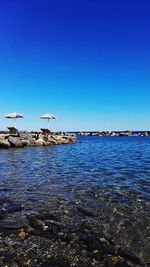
[0,136,150,260]
[0,136,149,202]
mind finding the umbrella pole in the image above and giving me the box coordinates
[48,119,50,130]
[14,118,16,128]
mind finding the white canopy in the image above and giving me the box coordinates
[40,113,56,119]
[40,113,56,129]
[5,112,24,128]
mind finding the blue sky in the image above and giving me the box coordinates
[0,0,150,131]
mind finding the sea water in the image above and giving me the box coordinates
[0,136,150,261]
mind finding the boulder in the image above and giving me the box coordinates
[28,137,36,145]
[141,132,149,136]
[35,138,44,146]
[52,135,62,141]
[0,134,6,140]
[8,136,24,147]
[61,138,69,144]
[68,137,76,144]
[21,139,30,146]
[43,136,49,142]
[35,133,44,140]
[43,141,51,146]
[0,133,76,148]
[110,132,116,136]
[119,131,132,136]
[49,140,58,145]
[55,140,66,145]
[48,135,53,141]
[0,139,10,148]
[38,133,44,139]
[54,136,76,144]
[18,132,29,139]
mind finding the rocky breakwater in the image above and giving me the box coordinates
[77,131,150,137]
[0,132,76,149]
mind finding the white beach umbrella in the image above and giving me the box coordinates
[40,113,56,130]
[5,112,24,128]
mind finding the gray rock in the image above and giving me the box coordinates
[6,203,24,213]
[119,131,132,136]
[0,134,6,140]
[28,137,36,145]
[77,206,96,217]
[0,208,7,219]
[0,220,24,230]
[21,139,30,146]
[48,139,58,145]
[35,138,44,146]
[118,248,145,266]
[0,139,10,148]
[52,135,62,141]
[68,137,76,144]
[27,216,45,230]
[8,136,24,147]
[140,132,149,136]
[0,133,76,148]
[18,132,29,139]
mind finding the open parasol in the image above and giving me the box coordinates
[5,112,24,128]
[40,113,56,130]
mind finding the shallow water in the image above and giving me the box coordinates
[0,136,150,263]
[0,136,150,202]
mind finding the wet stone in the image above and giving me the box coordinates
[37,212,60,221]
[107,256,131,267]
[6,202,24,213]
[27,216,45,230]
[3,249,18,262]
[118,249,145,266]
[0,196,10,205]
[0,187,148,266]
[39,258,70,267]
[77,206,96,217]
[0,208,7,219]
[0,220,25,231]
[114,261,130,267]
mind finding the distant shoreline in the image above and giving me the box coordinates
[74,130,150,137]
[0,130,150,137]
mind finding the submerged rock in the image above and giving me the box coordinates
[6,203,24,213]
[39,258,70,267]
[27,216,45,230]
[77,206,96,217]
[118,248,145,266]
[0,220,24,230]
[107,256,130,267]
[0,208,7,219]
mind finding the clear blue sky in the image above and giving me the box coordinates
[0,0,149,131]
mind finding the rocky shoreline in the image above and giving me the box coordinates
[77,131,150,137]
[0,132,76,149]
